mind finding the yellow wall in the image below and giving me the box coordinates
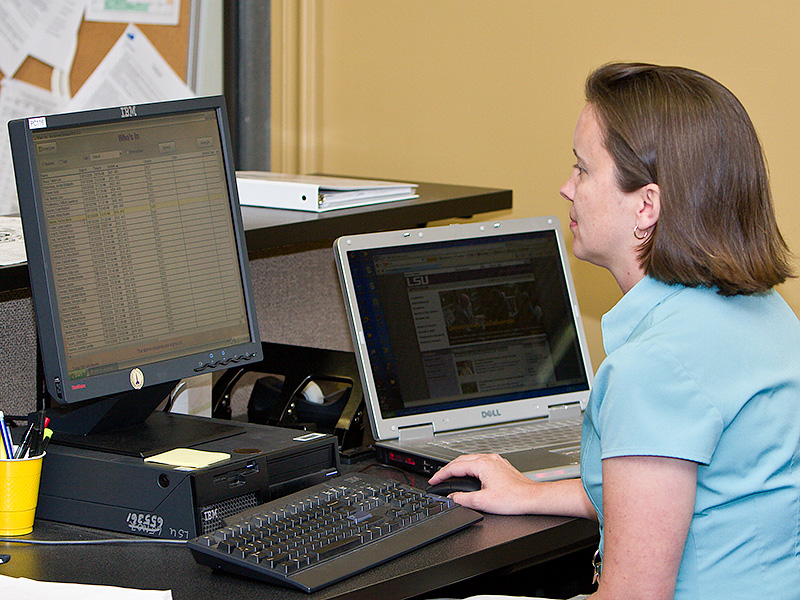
[272,0,800,369]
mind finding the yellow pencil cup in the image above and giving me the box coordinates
[0,452,45,536]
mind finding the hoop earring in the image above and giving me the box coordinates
[633,225,650,240]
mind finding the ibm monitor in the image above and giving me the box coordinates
[9,96,263,455]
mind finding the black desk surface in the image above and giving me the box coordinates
[241,180,512,254]
[0,181,512,293]
[0,466,598,600]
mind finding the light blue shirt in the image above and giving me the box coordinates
[581,276,800,599]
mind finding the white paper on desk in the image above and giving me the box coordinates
[463,597,588,600]
[0,216,26,265]
[0,0,50,77]
[463,596,565,600]
[86,0,181,26]
[28,0,85,74]
[0,79,68,216]
[68,24,194,112]
[0,574,172,599]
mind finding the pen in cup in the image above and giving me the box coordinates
[13,422,37,459]
[41,428,53,454]
[0,411,14,460]
[28,411,47,458]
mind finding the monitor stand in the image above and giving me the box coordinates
[43,381,244,458]
[51,412,245,458]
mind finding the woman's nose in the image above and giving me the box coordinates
[559,174,575,203]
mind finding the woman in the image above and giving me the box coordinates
[428,63,800,600]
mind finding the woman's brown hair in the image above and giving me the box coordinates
[586,62,793,295]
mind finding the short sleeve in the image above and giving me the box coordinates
[592,342,724,465]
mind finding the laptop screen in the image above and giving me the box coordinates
[339,220,591,429]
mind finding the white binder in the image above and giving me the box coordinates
[235,172,418,212]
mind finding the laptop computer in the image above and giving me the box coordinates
[334,216,594,481]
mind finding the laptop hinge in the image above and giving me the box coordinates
[397,423,435,443]
[548,402,582,422]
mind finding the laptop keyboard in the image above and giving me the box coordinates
[427,417,582,455]
[188,472,483,593]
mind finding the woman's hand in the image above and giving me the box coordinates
[427,453,536,514]
[428,453,596,519]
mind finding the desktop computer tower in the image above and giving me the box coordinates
[36,414,340,539]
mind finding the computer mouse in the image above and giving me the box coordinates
[426,475,482,496]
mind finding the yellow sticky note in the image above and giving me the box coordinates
[144,448,230,469]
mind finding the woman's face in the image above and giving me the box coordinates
[560,104,641,275]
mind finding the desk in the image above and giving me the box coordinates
[0,466,598,600]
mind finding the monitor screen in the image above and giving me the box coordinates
[9,96,263,438]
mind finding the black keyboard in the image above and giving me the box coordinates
[188,472,483,592]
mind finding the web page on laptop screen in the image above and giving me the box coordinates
[347,230,589,420]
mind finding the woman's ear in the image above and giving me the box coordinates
[636,183,661,230]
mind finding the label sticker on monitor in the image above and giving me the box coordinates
[28,116,47,129]
[130,368,144,389]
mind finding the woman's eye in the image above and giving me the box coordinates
[573,164,585,175]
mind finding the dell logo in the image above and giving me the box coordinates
[120,105,137,118]
[481,409,501,419]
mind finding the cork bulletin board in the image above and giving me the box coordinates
[5,0,191,99]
